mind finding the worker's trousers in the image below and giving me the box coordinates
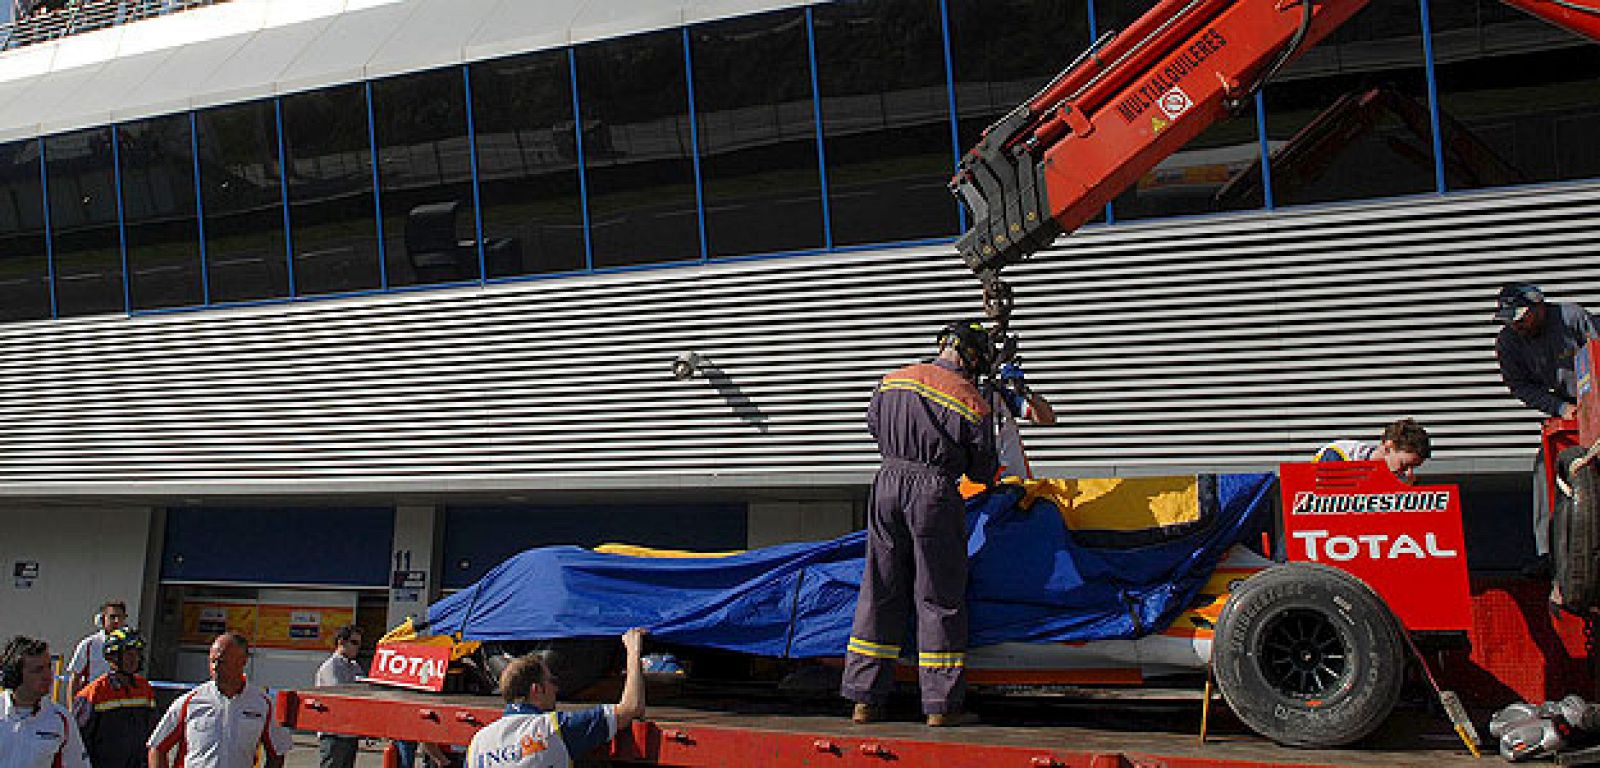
[841,460,969,715]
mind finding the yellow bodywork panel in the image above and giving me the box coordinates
[594,543,745,558]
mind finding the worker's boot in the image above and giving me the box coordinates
[852,703,881,724]
[926,712,980,727]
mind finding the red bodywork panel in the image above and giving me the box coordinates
[1279,461,1471,631]
[1576,338,1600,448]
[367,642,452,692]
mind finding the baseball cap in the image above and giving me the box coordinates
[1495,283,1544,324]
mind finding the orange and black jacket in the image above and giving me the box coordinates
[76,673,157,768]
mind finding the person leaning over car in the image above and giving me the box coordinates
[465,628,647,768]
[1493,283,1599,575]
[1313,418,1432,483]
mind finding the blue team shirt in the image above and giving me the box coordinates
[505,702,613,758]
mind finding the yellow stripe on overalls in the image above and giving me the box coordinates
[879,379,981,423]
[93,697,154,712]
[847,636,901,659]
[917,651,966,668]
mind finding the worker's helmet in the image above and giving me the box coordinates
[1495,282,1545,324]
[102,627,145,660]
[937,319,996,376]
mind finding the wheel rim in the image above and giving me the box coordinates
[1258,608,1349,698]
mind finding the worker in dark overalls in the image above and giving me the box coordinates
[842,320,999,727]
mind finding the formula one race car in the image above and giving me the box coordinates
[373,463,1470,749]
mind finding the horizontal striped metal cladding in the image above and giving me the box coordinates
[1,180,1597,495]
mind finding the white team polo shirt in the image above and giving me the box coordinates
[0,690,89,768]
[147,681,293,768]
[66,631,108,688]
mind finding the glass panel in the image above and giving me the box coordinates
[1112,96,1265,220]
[280,84,381,296]
[813,0,958,246]
[948,0,1088,150]
[372,69,481,286]
[1260,0,1436,207]
[0,139,51,321]
[121,113,203,311]
[197,100,289,304]
[691,9,824,258]
[1431,0,1600,190]
[575,30,701,268]
[46,127,123,317]
[471,50,586,277]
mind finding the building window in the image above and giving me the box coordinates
[470,51,587,277]
[372,69,482,287]
[947,0,1088,150]
[196,100,288,305]
[280,84,381,296]
[45,127,123,317]
[812,0,959,246]
[1260,0,1437,207]
[1431,0,1600,190]
[574,30,702,268]
[1112,95,1267,221]
[691,10,825,258]
[120,113,204,311]
[0,139,50,321]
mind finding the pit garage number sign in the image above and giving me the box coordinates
[1279,461,1471,631]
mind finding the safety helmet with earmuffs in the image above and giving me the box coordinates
[937,319,997,377]
[103,627,145,660]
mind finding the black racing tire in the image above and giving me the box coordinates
[1553,446,1600,611]
[479,638,617,699]
[1212,563,1404,748]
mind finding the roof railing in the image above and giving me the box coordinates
[2,0,230,51]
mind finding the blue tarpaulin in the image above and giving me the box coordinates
[424,474,1275,657]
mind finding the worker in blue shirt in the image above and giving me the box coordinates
[465,629,646,768]
[1494,283,1599,575]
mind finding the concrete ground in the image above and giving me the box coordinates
[283,733,388,768]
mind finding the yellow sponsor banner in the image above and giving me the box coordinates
[255,604,355,651]
[179,602,257,646]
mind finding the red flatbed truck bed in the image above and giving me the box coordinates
[277,684,1482,768]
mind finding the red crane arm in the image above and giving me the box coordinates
[1501,0,1600,42]
[951,0,1600,294]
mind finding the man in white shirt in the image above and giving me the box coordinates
[313,625,364,768]
[147,632,293,768]
[67,600,128,701]
[1,635,90,768]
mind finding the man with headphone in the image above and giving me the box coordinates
[842,320,999,728]
[1,635,91,768]
[67,600,129,702]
